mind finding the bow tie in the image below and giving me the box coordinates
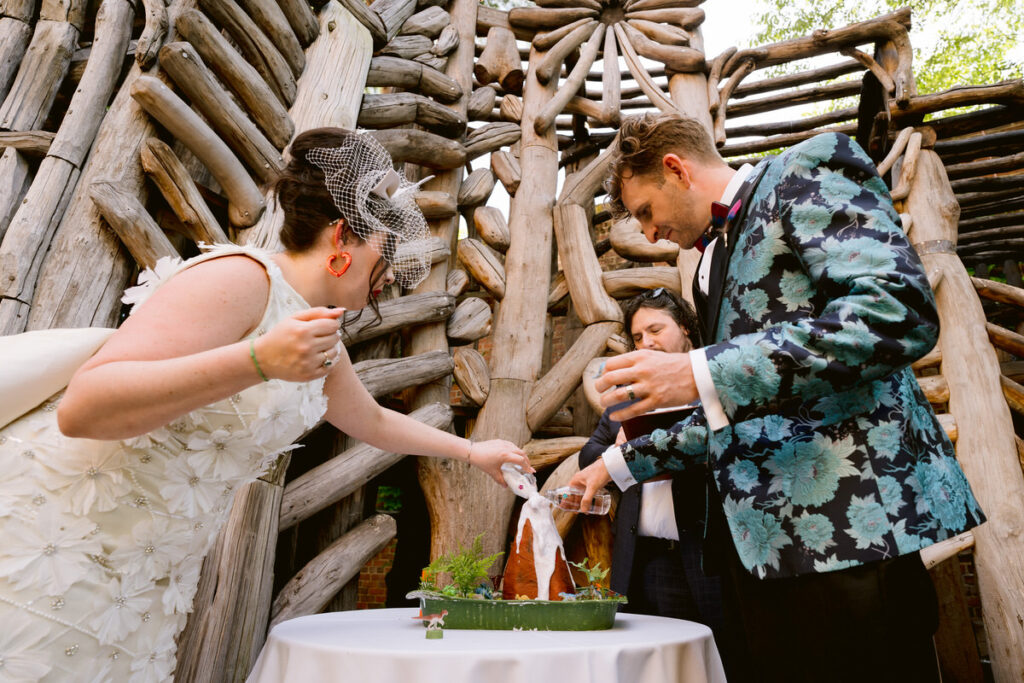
[696,199,743,253]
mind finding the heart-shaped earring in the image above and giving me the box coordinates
[326,252,352,278]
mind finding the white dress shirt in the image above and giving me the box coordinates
[602,164,754,501]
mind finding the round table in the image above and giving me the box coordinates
[246,608,726,683]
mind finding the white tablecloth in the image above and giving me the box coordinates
[246,608,726,683]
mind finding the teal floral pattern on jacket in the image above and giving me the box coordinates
[616,133,985,579]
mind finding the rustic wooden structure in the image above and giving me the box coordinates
[1,0,1022,680]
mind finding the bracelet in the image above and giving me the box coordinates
[249,339,269,382]
[465,441,473,465]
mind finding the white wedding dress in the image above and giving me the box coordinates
[0,245,328,682]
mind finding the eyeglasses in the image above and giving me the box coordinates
[641,287,666,300]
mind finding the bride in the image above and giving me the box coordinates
[0,129,529,682]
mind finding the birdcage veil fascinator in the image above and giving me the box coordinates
[306,133,431,289]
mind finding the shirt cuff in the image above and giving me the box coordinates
[600,444,637,491]
[690,348,729,431]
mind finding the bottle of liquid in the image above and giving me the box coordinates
[543,487,611,515]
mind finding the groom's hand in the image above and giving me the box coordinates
[594,350,698,422]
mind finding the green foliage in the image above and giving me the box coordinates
[479,0,530,10]
[568,558,619,600]
[419,534,503,598]
[375,485,402,513]
[749,0,1023,96]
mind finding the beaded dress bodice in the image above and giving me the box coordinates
[0,245,327,682]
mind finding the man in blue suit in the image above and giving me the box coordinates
[571,113,985,682]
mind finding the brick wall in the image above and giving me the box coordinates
[356,537,397,610]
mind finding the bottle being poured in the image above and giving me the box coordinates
[499,464,575,601]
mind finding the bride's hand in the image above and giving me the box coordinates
[467,440,533,486]
[252,307,346,382]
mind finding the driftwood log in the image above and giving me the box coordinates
[908,150,1024,680]
[457,237,505,299]
[474,205,510,252]
[453,346,490,406]
[447,296,493,343]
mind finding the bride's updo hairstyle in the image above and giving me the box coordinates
[274,128,354,251]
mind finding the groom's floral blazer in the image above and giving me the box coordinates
[617,133,985,579]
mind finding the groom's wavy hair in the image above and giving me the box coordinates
[605,113,723,220]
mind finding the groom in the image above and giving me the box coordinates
[571,112,985,682]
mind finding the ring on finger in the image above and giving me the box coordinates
[625,384,636,401]
[322,351,333,368]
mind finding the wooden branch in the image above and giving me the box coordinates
[464,121,521,160]
[973,277,1024,310]
[0,131,53,157]
[491,149,521,195]
[840,46,894,95]
[140,137,229,246]
[0,19,76,132]
[890,131,922,202]
[526,321,621,432]
[336,0,388,48]
[130,75,265,227]
[714,58,755,145]
[198,0,296,106]
[617,20,704,74]
[369,128,466,170]
[340,291,455,345]
[366,55,461,103]
[626,18,690,46]
[532,17,590,52]
[158,41,285,183]
[279,402,451,530]
[987,321,1024,357]
[945,151,1024,181]
[718,123,857,159]
[453,346,490,406]
[950,173,1024,195]
[1001,375,1024,418]
[554,202,623,324]
[891,80,1024,121]
[136,0,168,69]
[401,6,449,37]
[474,205,510,252]
[623,7,704,30]
[415,189,457,219]
[457,237,505,299]
[278,0,319,46]
[507,7,598,31]
[600,25,621,127]
[725,8,911,73]
[626,0,704,10]
[475,26,523,94]
[525,436,588,469]
[358,91,466,138]
[379,33,432,60]
[918,374,949,404]
[354,350,454,398]
[726,78,862,119]
[177,8,293,150]
[912,346,941,372]
[535,20,595,86]
[609,217,679,262]
[614,23,677,114]
[447,269,470,297]
[535,0,600,10]
[534,24,604,135]
[447,296,492,343]
[876,126,913,177]
[602,266,681,298]
[88,180,177,268]
[370,0,419,41]
[236,0,305,78]
[731,59,862,100]
[558,136,616,207]
[467,85,497,120]
[725,106,857,139]
[270,514,397,626]
[499,94,523,123]
[920,531,974,571]
[457,167,495,208]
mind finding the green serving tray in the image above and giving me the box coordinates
[407,592,626,631]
